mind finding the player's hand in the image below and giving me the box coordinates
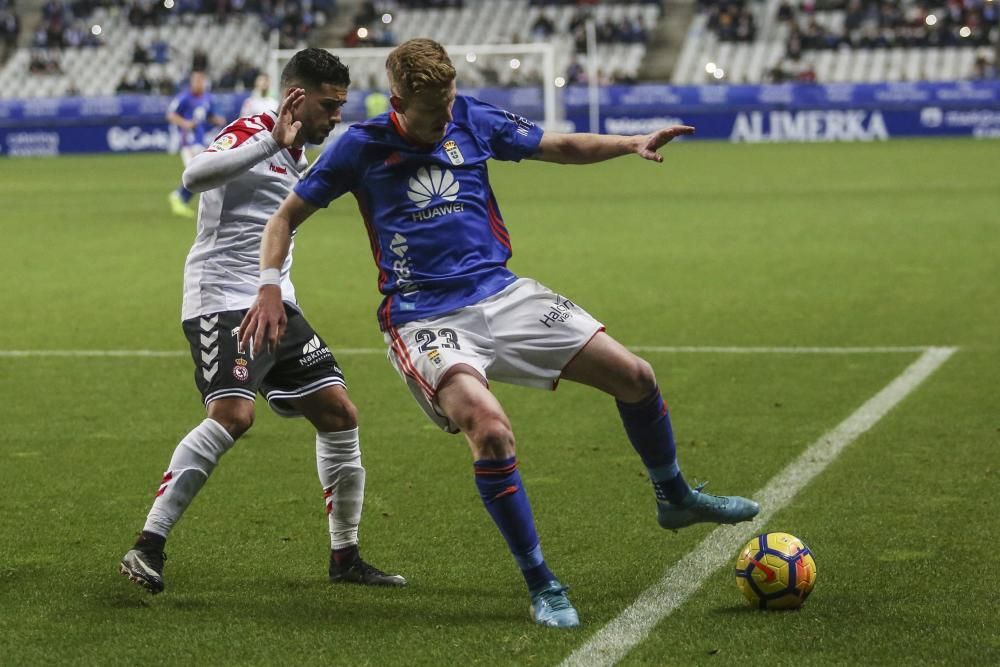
[272,87,305,148]
[635,125,695,162]
[239,285,286,356]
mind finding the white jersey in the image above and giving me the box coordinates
[181,112,308,321]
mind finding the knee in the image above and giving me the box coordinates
[207,401,255,439]
[467,415,516,460]
[619,356,658,403]
[314,395,359,432]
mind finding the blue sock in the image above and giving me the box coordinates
[617,387,692,505]
[177,185,193,203]
[474,457,555,593]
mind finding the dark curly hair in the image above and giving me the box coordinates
[280,48,350,90]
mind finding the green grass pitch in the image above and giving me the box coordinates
[1,138,998,665]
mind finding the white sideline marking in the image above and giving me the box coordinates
[0,345,936,358]
[630,346,933,354]
[560,346,958,667]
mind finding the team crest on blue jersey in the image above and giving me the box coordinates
[443,140,464,165]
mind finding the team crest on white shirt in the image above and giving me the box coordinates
[443,140,464,165]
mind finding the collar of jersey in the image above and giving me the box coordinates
[390,111,446,150]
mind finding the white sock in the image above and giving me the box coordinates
[143,418,235,538]
[316,427,365,550]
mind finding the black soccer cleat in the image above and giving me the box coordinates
[329,555,407,587]
[120,548,167,594]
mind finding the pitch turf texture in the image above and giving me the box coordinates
[1,139,998,666]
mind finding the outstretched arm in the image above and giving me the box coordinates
[182,88,306,192]
[531,125,695,165]
[238,191,318,356]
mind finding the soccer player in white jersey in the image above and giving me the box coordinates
[241,39,759,627]
[120,48,405,594]
[240,73,278,117]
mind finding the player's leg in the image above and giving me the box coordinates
[291,385,406,587]
[436,369,579,628]
[120,398,252,593]
[385,312,578,628]
[121,310,269,593]
[561,332,759,529]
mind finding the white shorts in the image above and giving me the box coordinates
[384,278,604,433]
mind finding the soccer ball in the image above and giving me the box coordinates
[734,532,817,609]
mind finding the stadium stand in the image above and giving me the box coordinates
[0,0,328,98]
[331,0,661,88]
[0,0,996,98]
[0,0,661,98]
[673,0,998,84]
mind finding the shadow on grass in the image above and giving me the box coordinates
[99,574,526,627]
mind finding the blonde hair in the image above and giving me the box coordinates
[385,38,456,98]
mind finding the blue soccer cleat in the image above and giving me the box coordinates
[657,482,760,531]
[529,580,580,628]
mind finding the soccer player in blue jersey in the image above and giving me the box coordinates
[241,38,760,628]
[165,70,226,217]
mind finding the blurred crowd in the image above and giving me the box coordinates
[697,0,999,82]
[20,0,334,83]
[117,45,266,92]
[342,1,660,50]
[1,0,19,64]
[780,0,999,54]
[700,0,757,43]
[532,5,652,53]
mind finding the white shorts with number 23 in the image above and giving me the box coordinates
[384,278,604,433]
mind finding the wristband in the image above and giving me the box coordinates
[259,268,281,286]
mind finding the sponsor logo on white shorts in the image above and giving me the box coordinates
[539,297,576,328]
